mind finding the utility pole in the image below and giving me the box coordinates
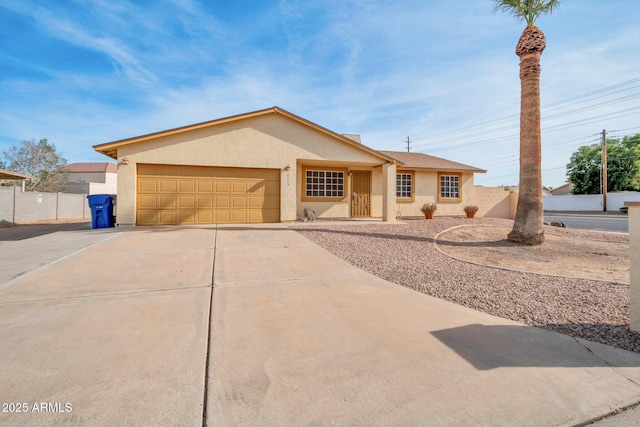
[602,129,607,212]
[406,136,411,152]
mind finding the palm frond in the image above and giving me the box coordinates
[492,0,561,25]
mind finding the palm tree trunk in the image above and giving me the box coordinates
[508,25,546,245]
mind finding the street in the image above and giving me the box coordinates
[544,212,628,233]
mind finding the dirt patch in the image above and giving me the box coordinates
[436,225,629,283]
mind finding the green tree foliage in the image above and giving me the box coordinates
[492,0,561,25]
[2,138,68,192]
[567,134,640,194]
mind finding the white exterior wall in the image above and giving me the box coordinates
[115,114,391,225]
[543,192,640,211]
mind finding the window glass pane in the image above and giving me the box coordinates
[305,169,345,198]
[396,173,412,198]
[440,175,459,199]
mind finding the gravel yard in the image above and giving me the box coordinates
[293,217,640,353]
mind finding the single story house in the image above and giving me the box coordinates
[64,162,118,195]
[379,150,486,217]
[550,182,573,195]
[93,107,485,226]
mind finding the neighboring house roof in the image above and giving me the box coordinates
[550,182,573,195]
[64,162,117,173]
[93,106,402,166]
[0,169,33,180]
[380,151,486,173]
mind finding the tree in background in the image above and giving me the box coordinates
[2,138,68,192]
[567,134,640,194]
[493,0,561,245]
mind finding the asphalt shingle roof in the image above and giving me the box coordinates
[380,150,486,173]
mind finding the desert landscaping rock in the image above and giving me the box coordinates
[294,217,640,353]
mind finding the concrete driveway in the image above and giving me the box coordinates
[2,224,640,426]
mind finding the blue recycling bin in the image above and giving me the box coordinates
[87,194,114,229]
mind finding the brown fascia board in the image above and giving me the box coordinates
[93,106,402,166]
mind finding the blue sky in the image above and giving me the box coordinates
[1,0,639,188]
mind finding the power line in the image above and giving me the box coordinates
[386,78,640,151]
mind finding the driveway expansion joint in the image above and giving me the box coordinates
[214,271,364,288]
[201,224,217,427]
[0,284,211,305]
[574,337,640,388]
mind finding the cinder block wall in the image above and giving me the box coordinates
[0,187,15,224]
[15,192,58,222]
[0,187,90,224]
[473,186,517,219]
[57,193,88,220]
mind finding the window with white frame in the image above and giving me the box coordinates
[305,169,345,198]
[439,174,460,200]
[396,173,413,199]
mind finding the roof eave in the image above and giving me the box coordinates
[399,166,487,173]
[0,169,34,180]
[93,106,402,165]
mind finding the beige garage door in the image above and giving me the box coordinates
[136,164,280,225]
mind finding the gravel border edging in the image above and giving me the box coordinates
[434,224,629,286]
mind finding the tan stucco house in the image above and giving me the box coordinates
[93,107,485,226]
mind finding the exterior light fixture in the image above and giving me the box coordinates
[284,164,291,171]
[121,157,130,166]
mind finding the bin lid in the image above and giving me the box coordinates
[87,194,113,205]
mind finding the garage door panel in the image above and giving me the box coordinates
[139,179,158,192]
[179,211,196,224]
[198,211,213,222]
[263,181,280,194]
[232,197,247,208]
[198,181,213,193]
[216,181,230,193]
[159,195,177,208]
[263,210,280,222]
[247,211,263,222]
[248,196,264,208]
[246,181,264,193]
[263,198,279,209]
[232,211,247,222]
[233,182,247,193]
[180,180,196,192]
[137,164,280,225]
[139,195,159,208]
[215,211,230,223]
[179,196,195,208]
[158,211,177,224]
[138,210,157,224]
[215,196,230,208]
[197,196,213,208]
[159,180,177,192]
